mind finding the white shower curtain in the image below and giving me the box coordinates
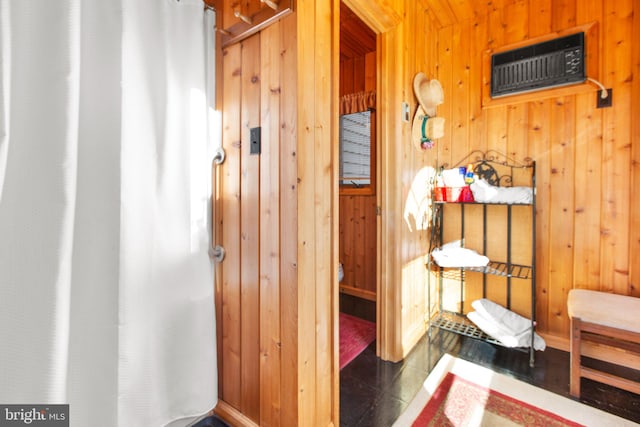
[0,0,218,426]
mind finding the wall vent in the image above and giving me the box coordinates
[490,32,586,98]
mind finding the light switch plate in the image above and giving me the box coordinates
[402,102,410,123]
[250,127,261,155]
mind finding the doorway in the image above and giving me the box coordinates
[338,1,378,368]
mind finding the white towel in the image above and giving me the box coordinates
[441,168,466,187]
[431,240,490,268]
[467,299,546,350]
[470,179,533,204]
[472,298,530,335]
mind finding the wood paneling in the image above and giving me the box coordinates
[602,0,633,296]
[214,0,639,424]
[239,33,261,421]
[216,12,301,427]
[296,0,338,425]
[220,36,242,409]
[278,13,299,427]
[375,0,639,361]
[631,0,640,297]
[414,0,640,347]
[339,194,377,298]
[340,2,376,61]
[259,21,282,426]
[342,0,402,34]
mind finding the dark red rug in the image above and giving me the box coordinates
[339,312,376,370]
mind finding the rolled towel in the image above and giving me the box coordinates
[468,299,546,351]
[468,311,546,350]
[467,311,522,347]
[472,298,530,336]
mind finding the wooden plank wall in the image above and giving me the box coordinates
[295,0,339,425]
[216,12,301,427]
[417,0,640,346]
[213,0,638,423]
[376,0,639,360]
[339,51,377,300]
[375,0,441,361]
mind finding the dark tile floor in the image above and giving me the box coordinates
[192,414,230,427]
[340,326,640,427]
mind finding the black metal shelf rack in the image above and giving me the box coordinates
[427,151,537,367]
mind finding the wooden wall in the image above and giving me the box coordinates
[295,1,339,425]
[339,195,377,300]
[376,0,640,361]
[416,0,640,347]
[212,0,639,424]
[215,11,302,427]
[376,0,437,361]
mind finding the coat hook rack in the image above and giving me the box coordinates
[261,0,279,10]
[221,0,293,48]
[234,9,253,25]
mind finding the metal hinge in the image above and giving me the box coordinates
[376,206,382,216]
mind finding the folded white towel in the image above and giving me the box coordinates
[441,168,466,187]
[431,243,490,268]
[470,179,533,204]
[467,299,546,350]
[472,298,530,336]
[467,311,546,350]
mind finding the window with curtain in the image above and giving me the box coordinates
[339,90,375,193]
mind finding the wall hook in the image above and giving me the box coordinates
[234,9,253,25]
[261,0,279,10]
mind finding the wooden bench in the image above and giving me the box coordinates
[567,289,640,398]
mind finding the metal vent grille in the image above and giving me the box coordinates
[491,32,586,98]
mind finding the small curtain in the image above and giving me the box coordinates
[339,90,376,115]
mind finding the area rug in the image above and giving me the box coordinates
[393,353,636,427]
[339,312,376,370]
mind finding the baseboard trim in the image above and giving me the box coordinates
[213,400,258,427]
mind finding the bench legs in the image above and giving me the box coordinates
[569,316,640,399]
[570,317,582,398]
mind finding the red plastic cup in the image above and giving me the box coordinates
[445,187,463,202]
[460,186,475,202]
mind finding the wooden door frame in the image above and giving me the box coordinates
[337,0,402,362]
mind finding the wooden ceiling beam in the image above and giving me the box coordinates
[341,0,402,34]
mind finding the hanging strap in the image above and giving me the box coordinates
[421,114,434,149]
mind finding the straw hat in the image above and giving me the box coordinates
[413,72,444,116]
